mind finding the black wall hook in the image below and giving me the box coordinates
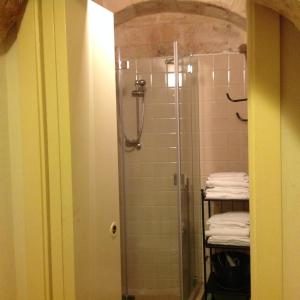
[236,112,248,122]
[226,93,248,103]
[226,93,248,122]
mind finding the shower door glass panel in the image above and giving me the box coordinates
[116,43,182,300]
[177,50,201,299]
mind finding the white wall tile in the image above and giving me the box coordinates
[214,54,229,70]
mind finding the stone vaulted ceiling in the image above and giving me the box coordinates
[99,0,300,30]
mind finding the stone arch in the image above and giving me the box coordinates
[111,0,300,32]
[114,0,247,30]
[255,0,300,30]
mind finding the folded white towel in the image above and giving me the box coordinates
[209,172,248,178]
[205,191,249,200]
[206,180,249,188]
[207,186,248,194]
[207,176,249,182]
[209,223,249,229]
[207,212,250,226]
[208,236,250,247]
[205,227,250,237]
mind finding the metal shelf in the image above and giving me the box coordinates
[205,239,250,250]
[203,198,249,202]
[201,189,249,202]
[206,273,250,297]
[201,188,251,299]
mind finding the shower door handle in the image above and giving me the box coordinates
[173,173,185,186]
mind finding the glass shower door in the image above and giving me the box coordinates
[116,41,199,300]
[116,43,184,300]
[175,44,201,299]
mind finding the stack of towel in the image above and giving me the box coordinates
[205,172,249,200]
[205,212,250,246]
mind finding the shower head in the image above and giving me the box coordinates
[239,44,247,59]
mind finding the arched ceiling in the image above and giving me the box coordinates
[115,12,246,57]
[97,0,300,31]
[113,0,246,30]
[100,0,246,18]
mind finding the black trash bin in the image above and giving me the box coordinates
[211,251,250,291]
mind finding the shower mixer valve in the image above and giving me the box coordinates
[132,79,146,97]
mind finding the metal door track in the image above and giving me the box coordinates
[122,295,135,300]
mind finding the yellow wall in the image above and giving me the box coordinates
[0,1,51,299]
[0,1,122,299]
[40,0,76,298]
[65,1,91,298]
[0,44,16,300]
[249,2,300,299]
[280,17,300,300]
[248,2,283,299]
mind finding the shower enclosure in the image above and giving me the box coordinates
[116,42,201,300]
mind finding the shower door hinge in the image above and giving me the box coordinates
[116,60,130,70]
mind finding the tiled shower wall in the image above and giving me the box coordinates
[198,53,248,183]
[193,53,248,279]
[118,55,200,298]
